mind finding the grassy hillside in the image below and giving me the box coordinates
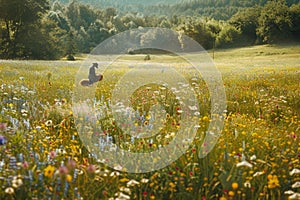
[211,43,300,68]
[115,43,300,68]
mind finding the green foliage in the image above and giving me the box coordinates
[65,29,77,59]
[229,0,300,44]
[144,54,151,60]
[65,1,98,30]
[256,0,292,43]
[290,2,300,37]
[1,0,300,59]
[229,7,261,40]
[68,0,299,21]
[32,19,65,60]
[48,5,70,31]
[177,18,214,49]
[215,24,241,48]
[0,0,65,59]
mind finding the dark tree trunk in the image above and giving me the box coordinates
[3,18,11,58]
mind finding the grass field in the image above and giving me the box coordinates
[0,44,299,199]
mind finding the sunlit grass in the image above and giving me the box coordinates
[0,44,299,199]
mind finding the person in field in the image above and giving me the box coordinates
[80,63,103,86]
[88,63,99,84]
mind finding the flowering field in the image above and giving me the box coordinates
[0,46,300,200]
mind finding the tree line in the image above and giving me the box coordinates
[0,0,299,60]
[59,0,300,20]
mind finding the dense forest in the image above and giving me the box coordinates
[0,0,299,60]
[58,0,300,20]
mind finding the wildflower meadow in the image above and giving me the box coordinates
[0,44,300,200]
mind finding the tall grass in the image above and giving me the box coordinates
[0,45,299,199]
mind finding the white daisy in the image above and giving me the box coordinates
[45,120,53,127]
[253,171,264,177]
[292,182,300,188]
[284,190,294,195]
[288,193,300,200]
[5,187,14,194]
[290,169,300,176]
[127,179,139,187]
[141,178,149,183]
[236,160,253,168]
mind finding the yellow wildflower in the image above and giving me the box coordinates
[44,165,55,178]
[267,175,280,189]
[232,182,239,190]
[228,191,235,197]
[169,182,176,188]
[66,175,72,183]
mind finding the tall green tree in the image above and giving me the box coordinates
[0,0,49,58]
[178,18,214,49]
[229,7,261,42]
[65,29,77,60]
[66,1,91,30]
[290,2,300,38]
[256,0,292,43]
[215,23,241,48]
